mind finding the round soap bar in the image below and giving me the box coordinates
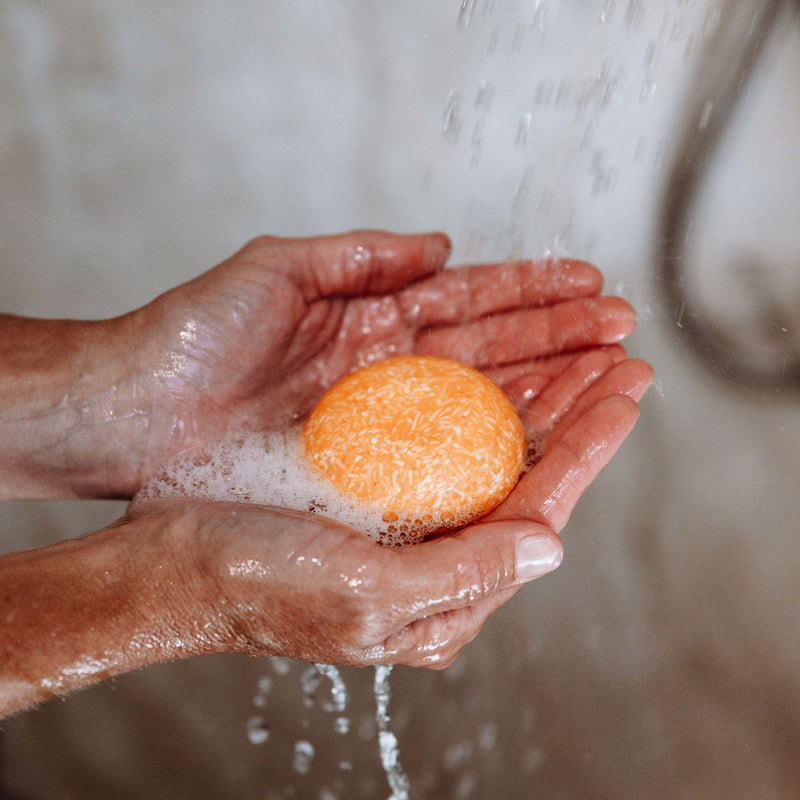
[302,355,526,540]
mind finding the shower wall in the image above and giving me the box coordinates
[2,1,800,797]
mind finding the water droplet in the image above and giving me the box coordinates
[443,739,474,771]
[315,663,349,712]
[457,0,478,29]
[246,716,270,746]
[455,771,477,800]
[516,113,533,148]
[334,716,350,734]
[271,657,291,676]
[511,22,525,51]
[301,664,322,707]
[442,91,464,143]
[292,739,315,775]
[697,100,714,130]
[474,79,493,111]
[640,73,656,102]
[487,25,501,56]
[478,721,499,751]
[599,0,615,24]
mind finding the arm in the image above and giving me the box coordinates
[0,314,146,499]
[0,509,207,715]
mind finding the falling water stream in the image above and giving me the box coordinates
[246,660,408,799]
[374,666,410,800]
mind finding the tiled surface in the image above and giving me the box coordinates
[2,2,800,797]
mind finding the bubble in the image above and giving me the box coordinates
[137,426,392,543]
[136,362,540,548]
[138,424,537,548]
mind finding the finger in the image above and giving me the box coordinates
[384,521,562,627]
[544,358,654,447]
[490,394,641,533]
[397,258,603,328]
[243,230,452,300]
[381,585,523,668]
[501,346,629,432]
[483,345,622,390]
[414,296,637,368]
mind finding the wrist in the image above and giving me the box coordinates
[0,313,151,499]
[0,507,215,716]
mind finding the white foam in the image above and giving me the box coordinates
[137,424,540,547]
[136,427,415,545]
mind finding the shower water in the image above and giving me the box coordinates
[247,658,407,799]
[374,665,410,800]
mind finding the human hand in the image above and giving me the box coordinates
[159,342,652,669]
[117,230,638,496]
[0,230,638,499]
[0,363,643,717]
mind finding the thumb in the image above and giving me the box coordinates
[391,520,563,622]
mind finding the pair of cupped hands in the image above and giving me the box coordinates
[1,231,652,713]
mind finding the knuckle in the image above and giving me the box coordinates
[450,549,507,604]
[244,233,280,252]
[386,609,478,669]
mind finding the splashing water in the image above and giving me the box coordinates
[245,715,270,746]
[292,739,315,775]
[314,663,349,714]
[247,660,410,797]
[374,665,410,800]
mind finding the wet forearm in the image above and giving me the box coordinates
[0,313,147,499]
[0,510,212,717]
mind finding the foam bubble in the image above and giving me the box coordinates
[137,426,404,544]
[137,424,542,548]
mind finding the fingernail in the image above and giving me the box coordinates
[515,535,563,583]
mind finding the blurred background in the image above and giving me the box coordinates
[2,1,800,797]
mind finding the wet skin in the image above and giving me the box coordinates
[0,230,653,716]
